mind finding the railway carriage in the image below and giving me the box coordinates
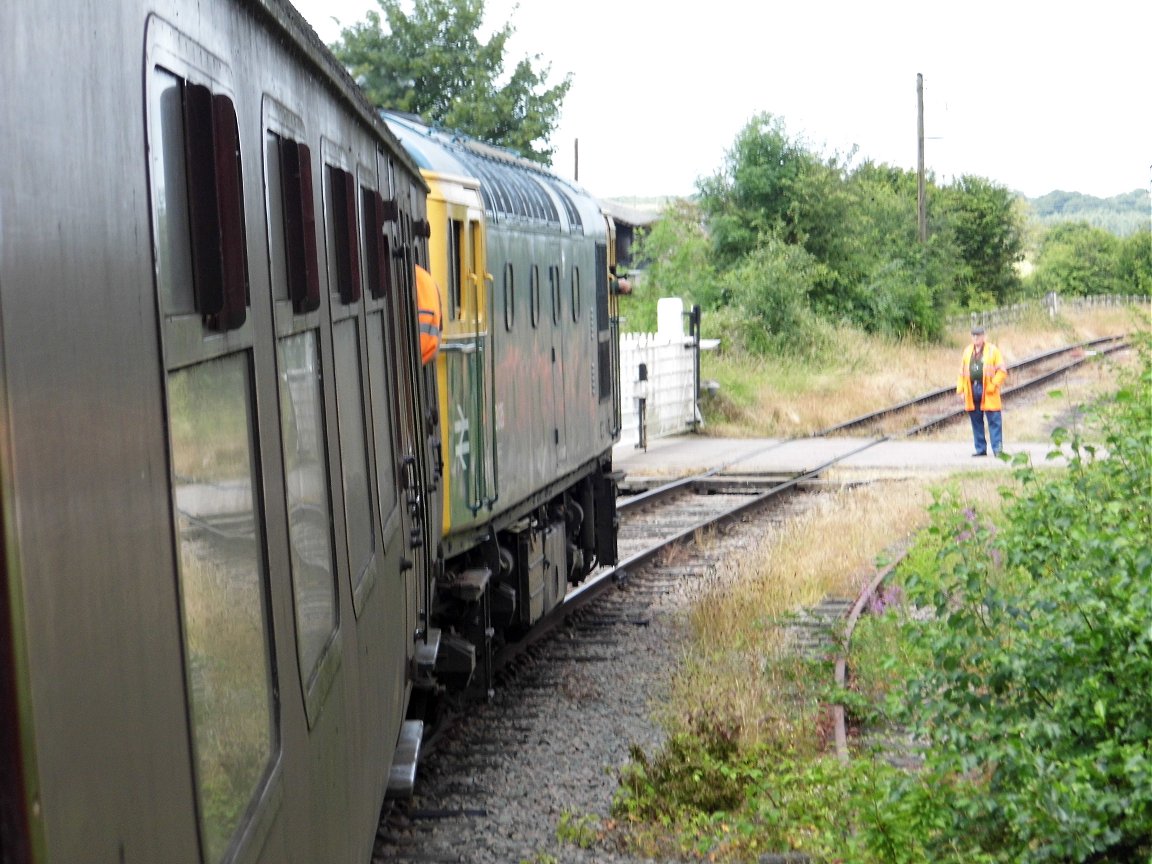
[1,1,440,862]
[1,1,624,862]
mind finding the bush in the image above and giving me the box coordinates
[898,336,1152,862]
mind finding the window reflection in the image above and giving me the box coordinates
[367,313,398,521]
[168,354,273,864]
[152,68,196,316]
[334,319,375,584]
[277,331,337,680]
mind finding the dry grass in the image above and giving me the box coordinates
[653,305,1150,750]
[665,474,1011,748]
[702,306,1150,438]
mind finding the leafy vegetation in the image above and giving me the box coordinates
[1029,222,1152,298]
[1028,188,1151,237]
[330,0,570,163]
[609,339,1152,862]
[891,340,1152,862]
[630,114,1150,356]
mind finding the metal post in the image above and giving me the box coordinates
[636,362,648,451]
[684,304,702,431]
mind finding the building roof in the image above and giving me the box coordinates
[597,199,662,229]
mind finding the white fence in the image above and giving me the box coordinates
[617,298,709,450]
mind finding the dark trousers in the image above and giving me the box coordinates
[968,383,1003,455]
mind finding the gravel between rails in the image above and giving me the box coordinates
[373,489,828,864]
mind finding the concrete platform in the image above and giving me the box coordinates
[612,434,1074,480]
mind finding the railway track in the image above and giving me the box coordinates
[374,479,831,864]
[373,333,1131,862]
[816,334,1129,438]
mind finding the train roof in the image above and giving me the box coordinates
[383,111,603,235]
[248,0,427,188]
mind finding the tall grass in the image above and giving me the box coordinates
[663,475,1011,749]
[701,305,1149,437]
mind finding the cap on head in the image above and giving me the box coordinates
[971,326,985,336]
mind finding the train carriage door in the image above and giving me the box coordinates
[548,258,567,464]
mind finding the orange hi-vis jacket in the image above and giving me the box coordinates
[957,342,1008,411]
[415,265,442,365]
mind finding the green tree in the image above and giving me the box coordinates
[331,0,571,163]
[934,175,1025,307]
[1028,221,1125,297]
[696,112,818,266]
[625,199,719,331]
[1117,228,1152,295]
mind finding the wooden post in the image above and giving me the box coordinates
[917,73,927,243]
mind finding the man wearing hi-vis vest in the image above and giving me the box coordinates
[415,264,442,365]
[957,325,1008,457]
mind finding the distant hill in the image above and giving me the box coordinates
[1026,188,1149,236]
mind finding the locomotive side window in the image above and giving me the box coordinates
[448,218,463,319]
[550,264,561,325]
[530,265,540,328]
[168,354,275,864]
[467,219,481,320]
[571,266,581,323]
[503,263,514,331]
[595,242,613,402]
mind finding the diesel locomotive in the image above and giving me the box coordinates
[0,0,620,863]
[384,112,622,699]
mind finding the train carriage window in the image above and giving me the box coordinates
[366,313,399,527]
[361,187,392,301]
[151,48,278,864]
[153,70,196,315]
[503,263,514,331]
[168,353,275,864]
[570,266,581,323]
[333,319,377,586]
[359,185,400,535]
[267,131,320,314]
[530,265,540,328]
[150,69,249,331]
[275,331,338,684]
[327,165,361,304]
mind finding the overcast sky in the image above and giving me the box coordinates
[291,0,1151,202]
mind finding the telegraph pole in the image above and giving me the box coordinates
[917,73,927,243]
